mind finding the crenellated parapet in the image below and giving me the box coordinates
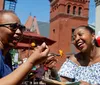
[71,0,90,3]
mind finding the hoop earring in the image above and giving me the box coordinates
[91,39,95,46]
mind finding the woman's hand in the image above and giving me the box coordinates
[44,54,58,69]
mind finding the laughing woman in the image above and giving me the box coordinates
[58,25,100,85]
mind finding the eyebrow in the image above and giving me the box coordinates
[0,23,17,26]
[0,23,26,32]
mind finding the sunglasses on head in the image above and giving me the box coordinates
[0,23,26,32]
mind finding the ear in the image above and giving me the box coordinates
[92,33,96,40]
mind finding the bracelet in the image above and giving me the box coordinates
[22,58,28,63]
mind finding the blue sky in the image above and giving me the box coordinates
[15,0,50,24]
[88,0,96,25]
[5,0,96,25]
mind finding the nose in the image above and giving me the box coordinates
[14,29,21,37]
[75,35,80,41]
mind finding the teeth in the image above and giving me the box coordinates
[77,43,82,46]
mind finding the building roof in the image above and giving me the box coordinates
[25,15,50,37]
[38,21,50,37]
[14,32,56,49]
[24,16,40,34]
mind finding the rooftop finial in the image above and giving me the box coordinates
[30,12,32,16]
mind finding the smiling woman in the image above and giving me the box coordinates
[58,25,100,85]
[72,25,95,52]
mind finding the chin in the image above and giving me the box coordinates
[81,50,85,53]
[0,44,4,50]
[80,48,87,53]
[0,46,4,50]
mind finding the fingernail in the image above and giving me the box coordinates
[42,42,46,46]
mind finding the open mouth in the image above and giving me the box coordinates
[76,42,84,49]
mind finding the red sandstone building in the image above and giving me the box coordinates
[49,0,89,69]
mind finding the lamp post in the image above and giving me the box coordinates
[94,0,100,35]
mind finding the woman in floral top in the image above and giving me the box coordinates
[58,25,100,85]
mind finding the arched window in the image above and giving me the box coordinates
[73,6,76,15]
[67,5,71,14]
[78,7,82,15]
[53,29,55,33]
[71,28,75,41]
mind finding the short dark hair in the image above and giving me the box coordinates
[77,25,95,34]
[0,10,20,24]
[0,10,16,16]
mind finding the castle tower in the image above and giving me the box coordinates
[49,0,90,69]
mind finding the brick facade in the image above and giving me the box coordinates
[49,0,90,69]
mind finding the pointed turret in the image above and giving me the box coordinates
[33,16,40,34]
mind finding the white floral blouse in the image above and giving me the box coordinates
[58,59,100,84]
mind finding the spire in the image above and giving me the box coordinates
[33,16,40,34]
[49,0,53,2]
[24,15,33,31]
[30,12,32,16]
